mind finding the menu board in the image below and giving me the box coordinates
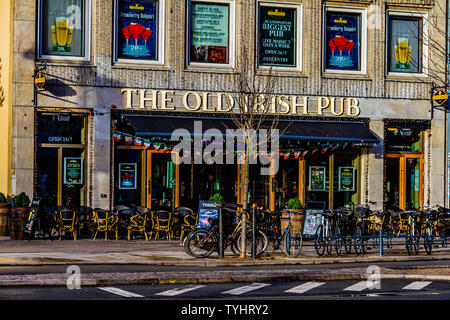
[196,200,219,228]
[258,6,296,67]
[302,209,324,236]
[309,166,326,191]
[119,163,137,190]
[63,157,83,185]
[338,167,355,191]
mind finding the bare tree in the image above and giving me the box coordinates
[229,44,281,258]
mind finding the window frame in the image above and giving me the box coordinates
[386,10,428,77]
[113,0,165,65]
[186,0,235,69]
[37,0,92,62]
[256,1,303,72]
[322,5,367,75]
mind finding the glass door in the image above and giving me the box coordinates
[385,154,423,210]
[146,151,179,211]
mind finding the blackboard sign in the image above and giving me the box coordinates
[302,209,324,236]
[339,167,355,191]
[63,157,83,185]
[309,166,326,191]
[196,200,220,228]
[119,163,137,190]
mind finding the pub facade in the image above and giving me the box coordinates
[10,0,447,213]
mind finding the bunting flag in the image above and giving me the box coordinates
[124,135,133,145]
[142,140,151,149]
[350,143,356,149]
[301,150,309,157]
[331,144,340,152]
[133,138,143,146]
[293,151,301,159]
[342,143,348,150]
[311,148,319,155]
[153,143,161,150]
[113,132,122,141]
[321,147,328,154]
[283,152,291,160]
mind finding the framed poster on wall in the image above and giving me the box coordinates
[338,167,355,192]
[309,166,326,191]
[119,163,137,190]
[63,157,83,185]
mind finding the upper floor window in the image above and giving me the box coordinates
[387,12,427,75]
[187,0,235,67]
[257,2,302,71]
[114,0,165,64]
[323,6,367,74]
[37,0,91,61]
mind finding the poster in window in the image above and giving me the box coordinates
[40,0,86,57]
[389,17,422,73]
[325,12,360,71]
[309,166,326,191]
[190,3,229,64]
[119,163,137,190]
[338,167,355,192]
[258,7,296,67]
[117,0,158,60]
[63,157,83,185]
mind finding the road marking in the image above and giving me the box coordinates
[222,283,270,295]
[98,287,144,298]
[343,281,368,292]
[285,282,325,294]
[402,281,432,290]
[155,285,205,296]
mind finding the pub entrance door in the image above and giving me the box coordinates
[146,151,179,211]
[385,154,423,210]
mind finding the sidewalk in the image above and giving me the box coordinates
[0,238,449,286]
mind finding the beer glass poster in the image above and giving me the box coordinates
[63,157,83,185]
[325,12,360,71]
[119,163,137,190]
[41,0,85,56]
[117,0,158,60]
[389,17,422,73]
[190,3,229,64]
[258,7,296,67]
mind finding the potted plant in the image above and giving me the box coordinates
[10,192,30,240]
[209,193,224,202]
[282,198,305,232]
[0,192,8,237]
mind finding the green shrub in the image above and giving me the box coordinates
[12,192,30,208]
[286,198,303,210]
[0,192,6,204]
[209,193,224,202]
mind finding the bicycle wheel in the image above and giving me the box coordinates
[412,224,420,255]
[423,227,433,255]
[405,226,413,256]
[230,230,242,257]
[235,230,268,257]
[314,225,326,256]
[282,225,303,258]
[334,226,343,256]
[353,225,364,255]
[184,228,217,258]
[343,225,353,254]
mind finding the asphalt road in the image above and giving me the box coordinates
[0,279,449,301]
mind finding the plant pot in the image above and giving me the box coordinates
[10,207,28,240]
[281,208,305,232]
[0,203,9,237]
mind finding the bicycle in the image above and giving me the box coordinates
[314,210,335,256]
[264,209,303,258]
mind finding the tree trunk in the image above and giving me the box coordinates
[240,140,250,258]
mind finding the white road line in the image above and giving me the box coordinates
[222,283,270,295]
[343,281,369,292]
[98,287,144,298]
[285,282,325,294]
[155,285,205,296]
[402,281,432,290]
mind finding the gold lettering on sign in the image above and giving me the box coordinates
[317,97,330,115]
[291,96,308,115]
[183,91,201,111]
[121,89,137,108]
[330,97,345,116]
[139,89,158,109]
[160,90,174,110]
[346,98,361,116]
[278,95,290,114]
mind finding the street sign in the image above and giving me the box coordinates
[34,71,46,90]
[432,89,448,106]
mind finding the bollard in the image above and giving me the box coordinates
[379,229,383,257]
[218,205,224,258]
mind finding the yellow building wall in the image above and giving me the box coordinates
[0,0,13,195]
